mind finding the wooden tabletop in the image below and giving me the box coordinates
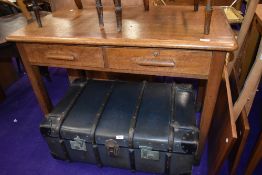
[7,6,237,51]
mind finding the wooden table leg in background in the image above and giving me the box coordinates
[197,51,226,159]
[196,80,206,112]
[67,69,86,83]
[17,43,53,115]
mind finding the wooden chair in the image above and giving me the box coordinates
[207,1,261,174]
[245,132,262,175]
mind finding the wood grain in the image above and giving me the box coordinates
[197,51,226,159]
[16,43,53,115]
[228,69,250,175]
[7,6,237,51]
[106,47,212,79]
[233,38,262,121]
[208,74,237,175]
[23,43,104,68]
[228,0,259,74]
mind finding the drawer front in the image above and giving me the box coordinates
[24,44,104,68]
[106,48,212,78]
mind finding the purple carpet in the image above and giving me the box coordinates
[0,68,261,175]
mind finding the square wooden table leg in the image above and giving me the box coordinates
[204,0,213,34]
[17,43,53,115]
[197,51,226,159]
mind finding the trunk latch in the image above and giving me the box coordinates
[105,139,119,157]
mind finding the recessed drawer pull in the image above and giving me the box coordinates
[132,57,175,67]
[46,53,75,61]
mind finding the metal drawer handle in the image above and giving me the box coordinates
[132,57,175,67]
[46,52,75,61]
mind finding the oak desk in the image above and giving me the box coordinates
[7,6,237,158]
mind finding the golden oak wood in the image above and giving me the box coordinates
[197,51,227,159]
[208,74,238,175]
[7,6,237,51]
[106,47,212,79]
[16,43,53,114]
[23,43,104,68]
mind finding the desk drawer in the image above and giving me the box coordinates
[24,44,104,68]
[106,48,212,78]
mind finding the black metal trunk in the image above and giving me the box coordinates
[40,79,198,175]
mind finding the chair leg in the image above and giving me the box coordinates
[204,1,213,34]
[143,0,149,11]
[194,0,200,11]
[113,0,122,32]
[95,0,104,29]
[32,0,42,27]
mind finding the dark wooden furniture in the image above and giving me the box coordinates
[0,12,27,101]
[243,5,262,175]
[245,132,262,175]
[7,5,237,160]
[209,3,262,175]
